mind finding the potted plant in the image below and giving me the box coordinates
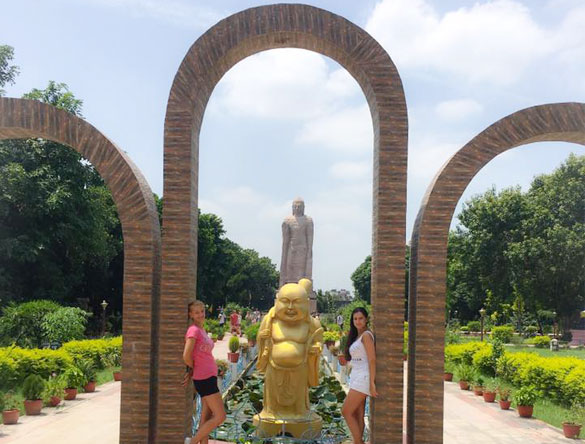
[105,349,122,382]
[228,336,240,363]
[472,376,484,396]
[498,386,512,410]
[513,386,538,418]
[329,345,339,363]
[444,361,454,382]
[338,335,348,366]
[323,330,339,348]
[63,366,85,400]
[482,379,497,403]
[217,327,226,341]
[1,391,20,425]
[22,374,46,415]
[44,374,66,407]
[212,333,218,343]
[562,402,584,439]
[455,365,475,390]
[240,342,250,359]
[77,359,97,393]
[215,359,229,378]
[245,322,260,347]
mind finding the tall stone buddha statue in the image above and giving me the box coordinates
[280,198,314,287]
[253,279,323,438]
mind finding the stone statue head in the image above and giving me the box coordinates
[292,197,305,216]
[275,280,310,323]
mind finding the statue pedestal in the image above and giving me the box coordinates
[253,412,322,440]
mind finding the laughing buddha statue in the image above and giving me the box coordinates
[253,279,323,438]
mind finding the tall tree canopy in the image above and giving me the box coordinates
[0,45,19,96]
[448,154,585,331]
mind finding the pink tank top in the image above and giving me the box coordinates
[185,325,217,380]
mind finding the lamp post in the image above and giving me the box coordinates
[101,299,108,336]
[479,307,486,341]
[552,311,557,338]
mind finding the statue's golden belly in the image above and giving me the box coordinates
[271,341,306,367]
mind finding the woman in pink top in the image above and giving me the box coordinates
[183,301,226,444]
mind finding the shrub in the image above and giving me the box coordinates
[513,386,539,406]
[41,307,90,344]
[43,375,66,399]
[1,391,20,411]
[526,335,551,348]
[0,300,61,347]
[0,347,73,384]
[62,336,122,369]
[467,321,481,332]
[562,367,585,407]
[76,359,97,383]
[472,344,497,376]
[445,342,489,365]
[455,364,476,382]
[62,366,85,389]
[323,331,340,343]
[491,326,514,343]
[228,336,240,353]
[445,328,461,345]
[523,325,539,337]
[245,323,260,342]
[215,359,228,377]
[22,374,45,400]
[460,326,469,334]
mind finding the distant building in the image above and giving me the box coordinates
[330,288,353,309]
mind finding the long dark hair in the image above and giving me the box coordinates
[344,307,369,361]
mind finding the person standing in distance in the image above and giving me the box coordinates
[183,301,226,444]
[336,312,344,331]
[341,307,377,444]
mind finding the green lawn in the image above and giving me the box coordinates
[505,345,585,359]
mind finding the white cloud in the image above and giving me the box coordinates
[84,0,223,28]
[296,104,373,154]
[435,99,483,122]
[366,0,552,85]
[329,161,371,180]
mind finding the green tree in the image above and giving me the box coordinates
[0,45,19,96]
[0,82,123,322]
[351,255,371,303]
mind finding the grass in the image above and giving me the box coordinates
[505,346,585,359]
[531,398,573,430]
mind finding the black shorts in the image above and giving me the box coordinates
[193,376,219,398]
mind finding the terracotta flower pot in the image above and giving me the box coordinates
[84,381,97,393]
[483,391,496,403]
[444,372,453,382]
[459,381,469,390]
[473,386,483,396]
[227,352,240,363]
[49,396,61,407]
[24,399,43,415]
[517,405,534,418]
[2,409,19,425]
[113,371,122,382]
[562,423,582,439]
[338,355,347,366]
[499,399,511,410]
[64,388,77,400]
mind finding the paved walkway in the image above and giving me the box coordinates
[1,338,582,443]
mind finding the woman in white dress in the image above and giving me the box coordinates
[341,307,377,444]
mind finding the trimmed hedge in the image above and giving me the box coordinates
[525,335,551,348]
[0,336,122,390]
[446,343,585,407]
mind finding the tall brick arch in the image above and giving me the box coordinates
[0,97,161,444]
[160,4,408,443]
[408,102,585,443]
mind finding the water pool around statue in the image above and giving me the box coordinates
[201,368,351,443]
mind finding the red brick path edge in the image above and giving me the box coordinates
[160,4,408,444]
[408,103,585,443]
[0,97,162,443]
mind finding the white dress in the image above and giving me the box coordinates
[349,330,374,396]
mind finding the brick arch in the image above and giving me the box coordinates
[161,4,408,443]
[408,102,585,443]
[0,97,161,443]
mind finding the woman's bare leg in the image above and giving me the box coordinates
[198,400,211,444]
[356,397,366,441]
[190,393,226,444]
[342,390,367,444]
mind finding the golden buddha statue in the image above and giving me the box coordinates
[253,278,323,438]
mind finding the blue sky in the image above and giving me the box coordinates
[2,0,585,292]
